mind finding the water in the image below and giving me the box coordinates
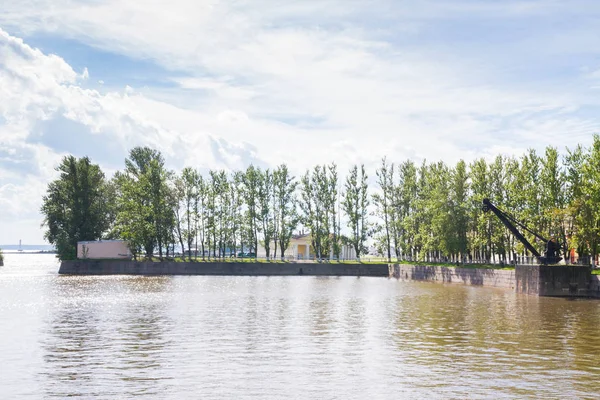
[1,254,600,399]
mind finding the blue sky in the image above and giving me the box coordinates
[1,0,600,244]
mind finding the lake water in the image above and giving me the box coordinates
[1,254,600,399]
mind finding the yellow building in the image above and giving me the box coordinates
[257,232,356,260]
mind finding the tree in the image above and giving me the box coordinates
[578,136,600,265]
[373,157,394,262]
[503,156,521,262]
[397,160,418,260]
[242,165,261,257]
[469,158,490,262]
[174,167,199,260]
[449,160,469,261]
[327,163,341,259]
[196,174,208,260]
[229,171,244,258]
[41,156,113,260]
[540,147,567,260]
[520,149,541,258]
[342,164,369,258]
[273,164,298,260]
[206,170,230,258]
[564,145,586,260]
[114,147,172,259]
[258,169,275,259]
[300,166,328,260]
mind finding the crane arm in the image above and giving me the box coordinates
[482,198,541,258]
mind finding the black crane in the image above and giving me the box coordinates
[482,198,562,265]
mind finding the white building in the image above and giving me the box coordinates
[77,240,132,259]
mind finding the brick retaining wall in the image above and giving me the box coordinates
[590,275,600,297]
[59,260,390,277]
[388,264,515,289]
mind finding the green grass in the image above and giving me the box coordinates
[75,256,388,265]
[329,260,389,265]
[592,269,600,275]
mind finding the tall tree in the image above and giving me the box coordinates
[449,160,469,261]
[579,136,600,265]
[174,167,199,260]
[327,163,341,259]
[564,145,586,260]
[373,157,394,262]
[229,171,244,258]
[41,156,113,260]
[469,158,490,262]
[397,160,418,260]
[242,165,261,257]
[342,164,369,259]
[540,147,567,260]
[258,169,275,259]
[300,166,329,260]
[115,147,172,259]
[196,174,207,260]
[273,164,298,260]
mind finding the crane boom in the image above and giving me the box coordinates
[482,198,561,265]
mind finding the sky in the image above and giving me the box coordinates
[1,0,600,245]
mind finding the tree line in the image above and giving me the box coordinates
[42,136,600,264]
[41,147,369,261]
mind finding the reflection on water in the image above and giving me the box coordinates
[1,254,600,399]
[39,276,175,398]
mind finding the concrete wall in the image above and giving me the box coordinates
[77,241,131,259]
[388,264,515,289]
[590,275,600,297]
[59,260,390,277]
[515,265,592,297]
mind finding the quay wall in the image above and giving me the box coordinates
[58,260,600,298]
[388,264,515,289]
[515,265,592,297]
[590,275,600,297]
[390,264,600,298]
[59,260,390,277]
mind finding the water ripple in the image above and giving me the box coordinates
[2,255,600,398]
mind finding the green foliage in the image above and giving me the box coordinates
[113,147,174,259]
[241,165,261,257]
[258,168,274,258]
[273,164,298,259]
[41,139,600,266]
[41,156,112,260]
[373,157,394,262]
[341,164,369,258]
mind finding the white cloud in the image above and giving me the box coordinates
[1,1,600,243]
[0,27,264,243]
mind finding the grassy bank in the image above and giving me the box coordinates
[73,257,508,268]
[73,257,389,265]
[138,257,388,265]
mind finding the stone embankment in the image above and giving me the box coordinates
[389,263,600,298]
[589,275,600,297]
[59,260,600,298]
[59,260,390,277]
[388,264,515,289]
